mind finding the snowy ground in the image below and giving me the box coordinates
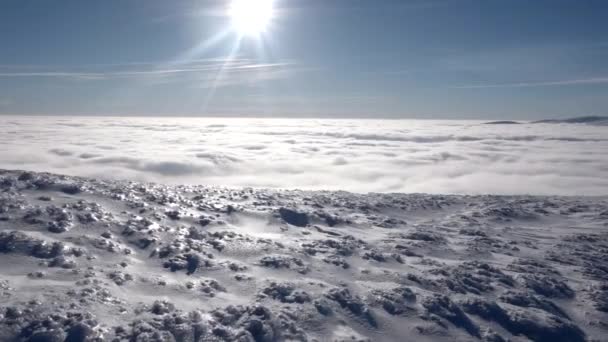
[1,116,607,195]
[0,170,607,341]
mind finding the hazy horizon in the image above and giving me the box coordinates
[2,113,606,121]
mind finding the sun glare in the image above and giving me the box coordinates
[229,0,274,36]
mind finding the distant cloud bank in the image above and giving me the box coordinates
[0,116,607,196]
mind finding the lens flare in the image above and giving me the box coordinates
[229,0,274,36]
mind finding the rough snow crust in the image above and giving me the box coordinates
[1,116,607,195]
[0,170,607,341]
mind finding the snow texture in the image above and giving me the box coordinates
[0,169,606,341]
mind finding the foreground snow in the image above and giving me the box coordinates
[0,170,607,341]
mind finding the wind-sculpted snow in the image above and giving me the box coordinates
[1,116,608,195]
[0,170,607,341]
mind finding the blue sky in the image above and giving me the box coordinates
[0,0,607,119]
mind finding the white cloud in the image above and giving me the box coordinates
[0,116,606,196]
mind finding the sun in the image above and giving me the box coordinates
[229,0,274,36]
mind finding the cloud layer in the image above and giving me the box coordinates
[1,116,607,196]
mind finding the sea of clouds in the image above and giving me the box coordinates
[0,116,606,196]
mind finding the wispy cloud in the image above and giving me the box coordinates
[0,59,295,82]
[454,77,608,89]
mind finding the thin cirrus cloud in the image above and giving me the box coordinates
[454,77,608,89]
[0,59,295,83]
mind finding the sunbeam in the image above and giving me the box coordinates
[199,36,243,115]
[172,29,232,66]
